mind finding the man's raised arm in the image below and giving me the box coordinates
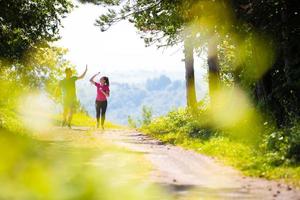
[77,65,88,80]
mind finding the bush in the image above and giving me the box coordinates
[143,108,217,141]
[141,106,152,126]
[260,122,300,165]
[142,109,188,134]
[128,115,137,128]
[286,125,300,162]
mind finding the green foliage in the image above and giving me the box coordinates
[0,107,28,134]
[0,46,71,127]
[231,0,300,124]
[261,123,300,165]
[143,107,216,141]
[0,0,73,61]
[128,115,137,129]
[143,109,187,135]
[0,0,73,112]
[127,106,153,129]
[141,106,152,126]
[287,125,300,162]
[263,128,289,164]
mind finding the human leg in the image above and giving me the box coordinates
[67,105,74,128]
[95,101,101,128]
[62,104,68,127]
[100,101,107,128]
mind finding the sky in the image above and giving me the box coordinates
[56,2,207,84]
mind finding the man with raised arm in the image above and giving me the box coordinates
[59,65,88,128]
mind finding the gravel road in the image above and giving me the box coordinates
[98,129,300,200]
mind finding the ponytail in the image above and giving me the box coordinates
[103,76,109,86]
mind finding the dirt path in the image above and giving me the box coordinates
[96,129,300,200]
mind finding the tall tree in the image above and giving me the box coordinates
[184,37,197,107]
[207,39,221,104]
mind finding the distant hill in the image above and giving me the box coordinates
[146,75,172,91]
[77,74,207,125]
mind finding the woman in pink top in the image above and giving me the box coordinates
[89,72,110,129]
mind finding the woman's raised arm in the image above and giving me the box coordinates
[89,72,100,84]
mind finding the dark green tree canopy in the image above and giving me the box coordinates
[0,0,73,61]
[232,0,300,124]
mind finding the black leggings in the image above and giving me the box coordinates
[95,100,107,126]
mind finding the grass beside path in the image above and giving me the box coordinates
[141,125,300,188]
[0,126,169,199]
[0,106,168,199]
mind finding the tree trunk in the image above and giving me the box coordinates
[281,0,293,85]
[184,38,197,108]
[207,39,221,105]
[280,0,300,122]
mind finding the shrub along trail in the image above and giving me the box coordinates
[97,129,300,200]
